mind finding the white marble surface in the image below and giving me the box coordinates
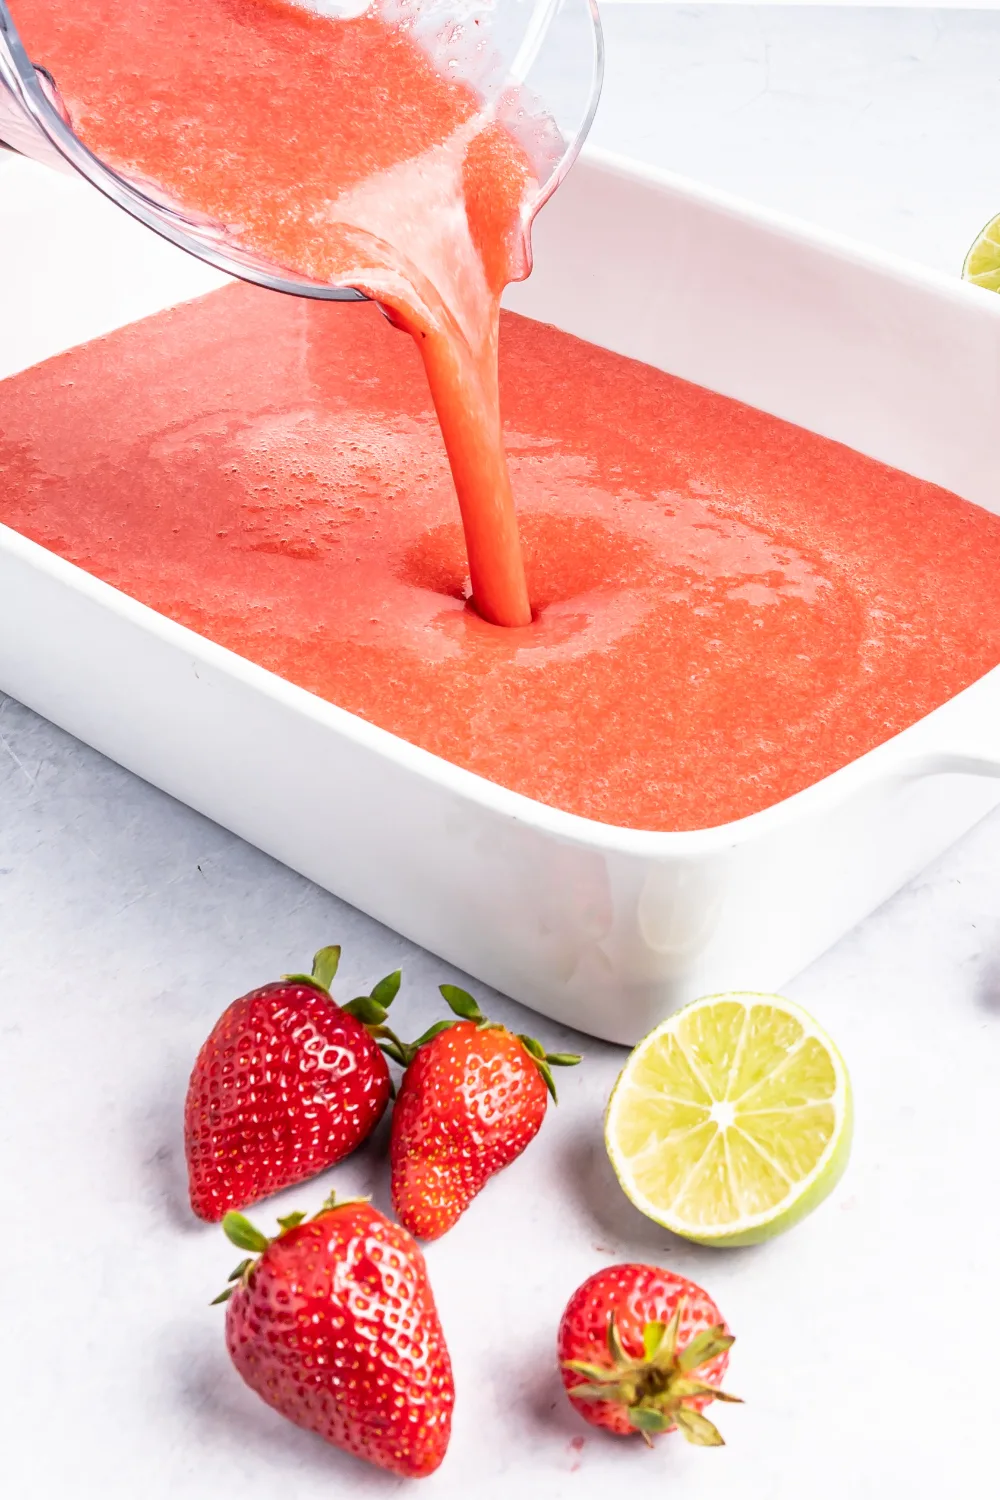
[3,8,1000,1496]
[592,4,1000,274]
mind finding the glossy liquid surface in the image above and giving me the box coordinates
[13,0,543,622]
[3,284,1000,831]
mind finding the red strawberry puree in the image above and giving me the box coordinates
[12,0,545,625]
[6,1,1000,832]
[4,286,1000,832]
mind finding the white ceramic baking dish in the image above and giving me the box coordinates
[2,147,1000,1044]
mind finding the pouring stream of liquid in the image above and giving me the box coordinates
[11,0,548,623]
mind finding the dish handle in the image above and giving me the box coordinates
[892,748,1000,784]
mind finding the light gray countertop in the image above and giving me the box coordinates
[594,3,1000,274]
[3,8,1000,1496]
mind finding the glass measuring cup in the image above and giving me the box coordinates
[0,0,603,305]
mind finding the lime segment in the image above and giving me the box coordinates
[963,213,1000,292]
[605,993,852,1246]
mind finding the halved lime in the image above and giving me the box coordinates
[605,993,852,1247]
[962,213,1000,292]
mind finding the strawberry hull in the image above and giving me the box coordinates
[558,1264,735,1444]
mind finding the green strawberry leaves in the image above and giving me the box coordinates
[387,985,584,1101]
[429,986,583,1100]
[370,969,402,1008]
[222,1212,270,1255]
[276,944,415,1080]
[606,1310,629,1365]
[563,1306,740,1447]
[212,1195,370,1305]
[672,1407,725,1446]
[439,985,484,1022]
[643,1320,667,1360]
[628,1407,671,1435]
[518,1034,547,1061]
[282,946,402,1026]
[210,1256,255,1303]
[345,994,386,1026]
[516,1031,582,1102]
[282,944,342,993]
[562,1360,614,1383]
[311,945,342,992]
[677,1327,735,1373]
[344,969,402,1028]
[212,1212,271,1303]
[650,1300,682,1367]
[277,955,585,1102]
[343,968,410,1076]
[275,1211,307,1232]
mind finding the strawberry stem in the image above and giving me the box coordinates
[431,985,584,1100]
[376,1017,460,1069]
[343,969,404,1037]
[212,1195,368,1305]
[282,943,342,994]
[372,981,585,1091]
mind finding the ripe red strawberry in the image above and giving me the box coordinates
[185,946,401,1221]
[216,1195,454,1479]
[386,984,581,1240]
[558,1264,740,1446]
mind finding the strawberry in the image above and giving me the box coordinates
[558,1263,740,1446]
[385,984,581,1239]
[185,946,401,1222]
[215,1195,454,1479]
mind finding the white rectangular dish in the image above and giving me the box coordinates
[2,146,1000,1044]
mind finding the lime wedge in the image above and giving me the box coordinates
[605,993,852,1247]
[962,213,1000,291]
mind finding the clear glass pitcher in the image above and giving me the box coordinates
[0,0,603,303]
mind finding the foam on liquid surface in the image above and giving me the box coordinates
[3,285,1000,831]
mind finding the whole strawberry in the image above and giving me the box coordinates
[386,984,580,1240]
[216,1195,454,1478]
[185,946,400,1221]
[558,1264,740,1445]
